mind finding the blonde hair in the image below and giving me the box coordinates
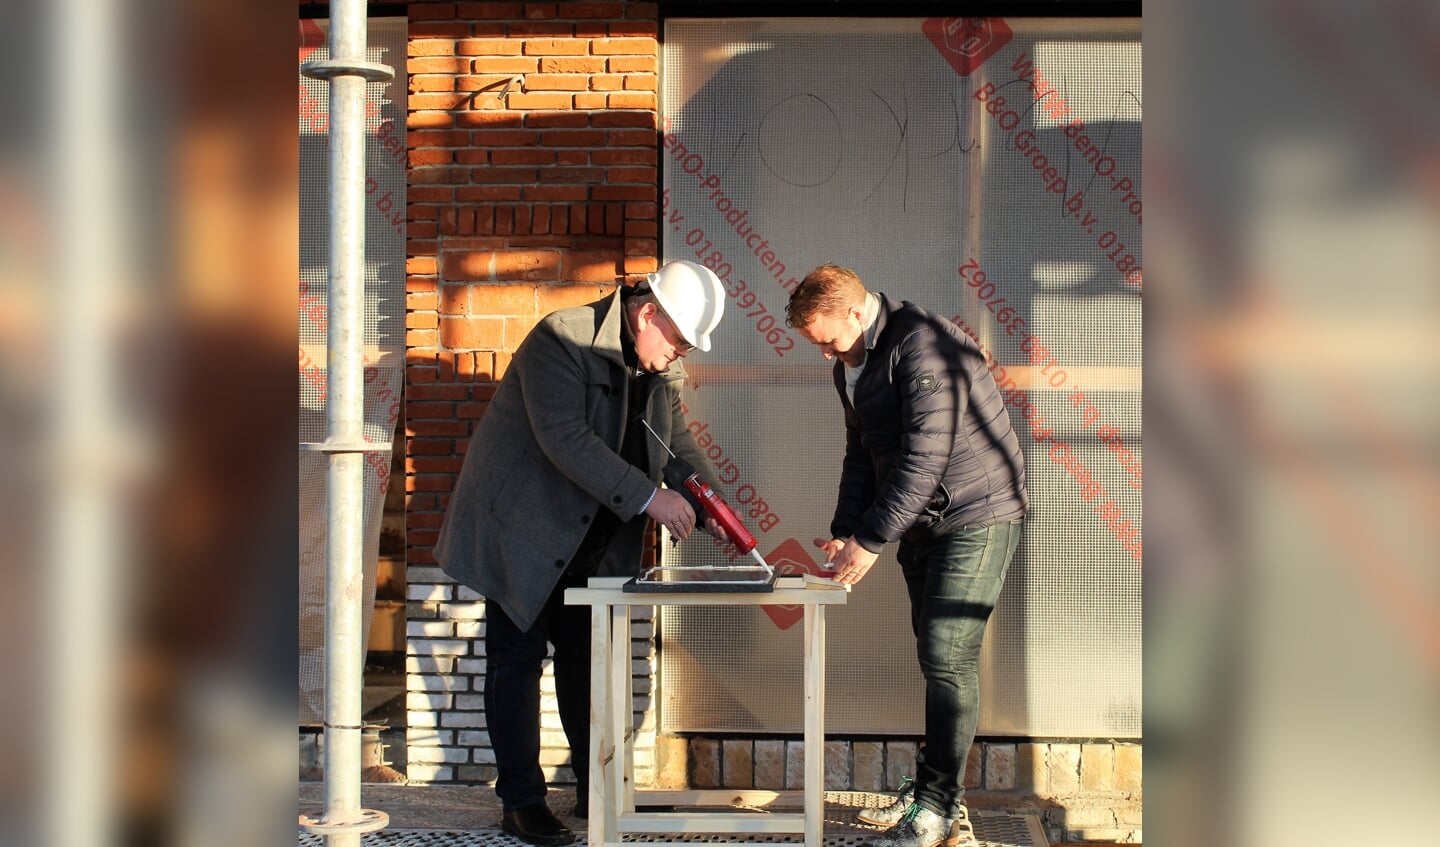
[785,264,868,327]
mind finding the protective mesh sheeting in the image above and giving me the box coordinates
[660,18,1140,737]
[298,18,408,724]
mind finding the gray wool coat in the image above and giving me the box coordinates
[433,289,719,633]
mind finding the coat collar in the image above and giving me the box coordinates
[591,288,688,382]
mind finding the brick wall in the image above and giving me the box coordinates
[397,0,663,786]
[674,737,1142,844]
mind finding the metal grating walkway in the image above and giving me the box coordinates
[298,811,1047,847]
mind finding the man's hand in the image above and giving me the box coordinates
[645,489,698,540]
[825,536,879,586]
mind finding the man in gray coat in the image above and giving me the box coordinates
[434,260,729,846]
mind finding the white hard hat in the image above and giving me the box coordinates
[647,260,725,352]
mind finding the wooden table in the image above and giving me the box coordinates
[565,575,850,847]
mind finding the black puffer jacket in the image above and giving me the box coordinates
[830,294,1028,551]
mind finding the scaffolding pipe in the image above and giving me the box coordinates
[298,0,392,842]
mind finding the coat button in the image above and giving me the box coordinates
[555,559,565,568]
[612,495,622,504]
[581,514,590,524]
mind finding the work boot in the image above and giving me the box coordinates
[860,804,965,847]
[856,776,915,827]
[501,803,575,847]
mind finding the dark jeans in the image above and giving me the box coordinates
[897,519,1023,819]
[485,572,592,812]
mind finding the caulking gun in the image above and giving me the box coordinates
[641,419,770,569]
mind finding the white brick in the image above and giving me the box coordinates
[409,744,469,764]
[985,744,1016,790]
[405,656,454,674]
[441,601,487,620]
[455,621,484,639]
[458,731,491,747]
[407,621,455,638]
[409,639,469,656]
[406,710,438,727]
[406,691,452,711]
[1048,743,1081,794]
[456,659,486,675]
[440,711,488,728]
[784,740,806,789]
[455,694,486,710]
[407,674,467,693]
[405,764,453,782]
[408,583,451,602]
[406,567,450,584]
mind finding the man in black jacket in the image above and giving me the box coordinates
[786,264,1027,847]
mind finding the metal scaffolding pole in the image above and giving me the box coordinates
[298,0,393,843]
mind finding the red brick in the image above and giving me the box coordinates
[573,93,607,109]
[593,185,655,202]
[623,75,657,91]
[410,92,471,111]
[457,207,477,236]
[625,202,656,220]
[558,2,625,17]
[408,257,439,275]
[556,150,589,165]
[468,57,536,73]
[541,166,604,183]
[458,38,523,55]
[409,39,460,57]
[623,219,652,239]
[522,185,588,202]
[456,3,523,19]
[470,283,540,317]
[406,494,439,511]
[407,311,439,333]
[512,22,575,37]
[469,128,537,145]
[408,112,455,130]
[440,283,470,316]
[624,1,658,17]
[408,475,453,492]
[408,290,439,312]
[593,111,656,128]
[522,39,588,55]
[607,92,655,110]
[409,186,457,203]
[470,166,539,184]
[409,22,473,38]
[539,129,605,146]
[440,315,505,349]
[407,458,465,474]
[495,206,514,235]
[409,148,454,166]
[607,166,656,183]
[593,38,654,55]
[409,57,470,74]
[407,130,472,149]
[408,402,455,420]
[608,56,656,73]
[458,185,524,201]
[411,205,441,221]
[408,220,439,238]
[407,276,440,293]
[476,207,496,234]
[491,149,555,166]
[526,112,590,128]
[560,251,622,283]
[538,282,615,312]
[540,56,606,73]
[408,166,470,185]
[406,511,448,529]
[507,92,573,110]
[409,4,459,22]
[569,205,586,233]
[456,401,487,418]
[410,74,456,93]
[409,385,470,403]
[609,20,658,38]
[529,73,588,91]
[593,149,656,165]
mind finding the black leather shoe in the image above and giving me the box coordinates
[502,803,575,847]
[572,795,587,819]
